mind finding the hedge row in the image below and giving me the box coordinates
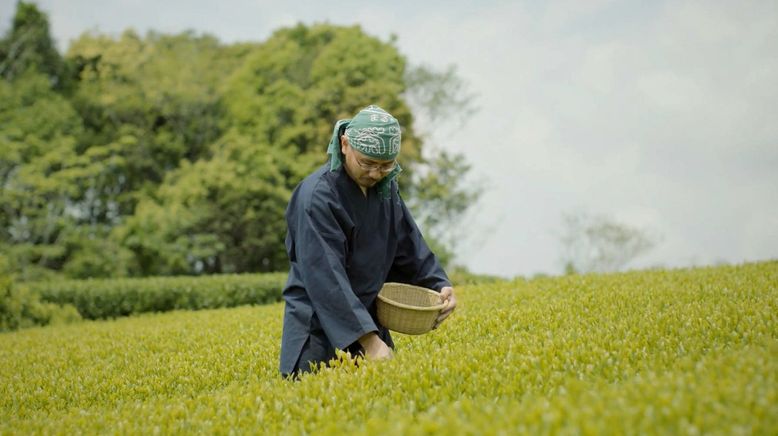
[29,273,287,320]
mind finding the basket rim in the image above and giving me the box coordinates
[377,282,446,312]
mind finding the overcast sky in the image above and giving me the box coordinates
[2,0,776,277]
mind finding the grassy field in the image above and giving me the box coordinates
[1,262,776,434]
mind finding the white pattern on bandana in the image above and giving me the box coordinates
[344,106,401,159]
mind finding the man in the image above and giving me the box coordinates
[279,105,457,378]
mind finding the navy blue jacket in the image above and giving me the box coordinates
[279,164,450,375]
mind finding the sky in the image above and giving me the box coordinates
[2,0,777,278]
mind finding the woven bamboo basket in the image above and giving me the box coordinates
[376,282,445,335]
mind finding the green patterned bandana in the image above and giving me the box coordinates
[327,105,403,199]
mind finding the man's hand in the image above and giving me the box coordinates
[433,286,457,329]
[358,332,393,360]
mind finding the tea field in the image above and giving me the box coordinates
[1,262,776,434]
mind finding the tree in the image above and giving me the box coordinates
[404,63,477,131]
[559,211,658,274]
[0,8,482,278]
[221,23,423,182]
[404,151,481,268]
[66,30,243,210]
[57,30,249,278]
[0,69,84,281]
[0,1,68,88]
[402,63,481,268]
[113,134,291,275]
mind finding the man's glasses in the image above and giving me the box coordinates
[355,158,397,173]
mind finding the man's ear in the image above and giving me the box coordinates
[340,135,348,155]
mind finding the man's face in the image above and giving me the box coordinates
[341,135,397,191]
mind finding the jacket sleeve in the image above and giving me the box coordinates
[389,194,452,292]
[293,186,377,350]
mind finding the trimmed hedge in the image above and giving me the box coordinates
[29,273,287,319]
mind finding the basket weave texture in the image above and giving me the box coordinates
[376,282,444,335]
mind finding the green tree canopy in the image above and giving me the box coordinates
[1,2,479,279]
[0,1,67,88]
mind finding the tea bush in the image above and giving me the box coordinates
[1,261,775,434]
[28,272,287,319]
[0,255,81,332]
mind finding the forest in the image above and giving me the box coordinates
[0,2,477,281]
